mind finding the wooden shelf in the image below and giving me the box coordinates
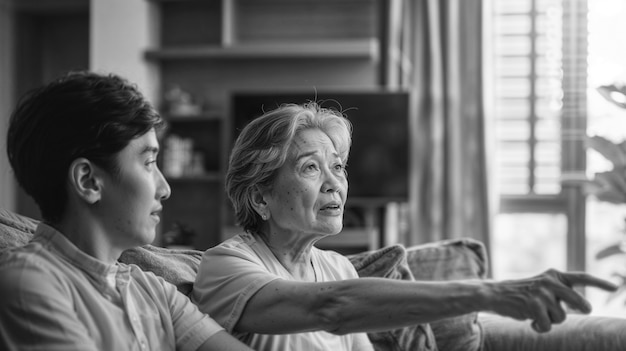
[145,39,379,61]
[164,112,223,122]
[165,172,222,182]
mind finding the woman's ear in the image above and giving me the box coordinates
[250,186,270,220]
[68,158,102,205]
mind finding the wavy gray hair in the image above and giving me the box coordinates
[226,102,352,234]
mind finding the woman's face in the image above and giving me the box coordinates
[262,128,348,237]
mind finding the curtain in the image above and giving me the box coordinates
[400,0,493,249]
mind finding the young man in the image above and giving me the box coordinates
[0,71,252,351]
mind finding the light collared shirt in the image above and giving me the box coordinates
[0,223,223,351]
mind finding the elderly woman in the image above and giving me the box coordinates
[192,102,621,351]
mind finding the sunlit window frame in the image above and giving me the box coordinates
[494,0,588,272]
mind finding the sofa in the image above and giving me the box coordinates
[1,207,624,351]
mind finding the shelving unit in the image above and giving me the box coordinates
[158,112,225,250]
[145,39,379,61]
[147,0,396,252]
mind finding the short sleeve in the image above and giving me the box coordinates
[0,261,98,351]
[191,238,280,333]
[156,273,225,351]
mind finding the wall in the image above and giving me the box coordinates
[0,0,157,212]
[90,0,159,102]
[0,1,15,210]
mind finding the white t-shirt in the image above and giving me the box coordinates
[191,232,374,351]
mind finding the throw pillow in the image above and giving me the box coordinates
[405,239,488,351]
[349,245,437,351]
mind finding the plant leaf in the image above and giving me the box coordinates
[598,84,626,109]
[586,171,626,203]
[596,243,626,259]
[588,135,626,167]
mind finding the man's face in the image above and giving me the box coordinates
[97,129,171,248]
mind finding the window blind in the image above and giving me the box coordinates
[493,0,566,196]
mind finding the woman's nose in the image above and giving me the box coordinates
[322,182,337,193]
[322,171,342,193]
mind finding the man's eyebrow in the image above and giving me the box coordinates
[140,145,159,155]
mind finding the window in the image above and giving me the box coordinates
[493,0,564,196]
[490,0,588,279]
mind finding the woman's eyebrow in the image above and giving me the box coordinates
[295,150,318,160]
[295,150,340,161]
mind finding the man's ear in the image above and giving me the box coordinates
[68,158,102,204]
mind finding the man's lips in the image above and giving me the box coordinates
[150,208,162,221]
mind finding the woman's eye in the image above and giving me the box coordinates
[305,163,319,171]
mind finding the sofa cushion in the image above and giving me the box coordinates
[119,245,202,295]
[349,239,487,351]
[405,239,487,281]
[406,239,487,351]
[349,245,437,351]
[0,207,37,248]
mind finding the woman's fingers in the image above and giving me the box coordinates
[530,299,552,333]
[558,271,618,292]
[547,270,617,313]
[547,300,567,324]
[548,283,591,314]
[495,269,617,333]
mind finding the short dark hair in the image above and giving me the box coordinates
[6,71,163,223]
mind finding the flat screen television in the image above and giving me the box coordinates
[231,90,410,200]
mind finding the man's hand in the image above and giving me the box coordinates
[487,269,618,333]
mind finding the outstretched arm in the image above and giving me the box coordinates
[235,269,617,335]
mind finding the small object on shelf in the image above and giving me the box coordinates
[163,85,201,117]
[163,135,206,178]
[162,221,196,248]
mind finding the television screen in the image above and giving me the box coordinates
[231,90,410,199]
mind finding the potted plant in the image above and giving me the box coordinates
[587,84,626,304]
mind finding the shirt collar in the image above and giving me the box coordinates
[33,223,121,280]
